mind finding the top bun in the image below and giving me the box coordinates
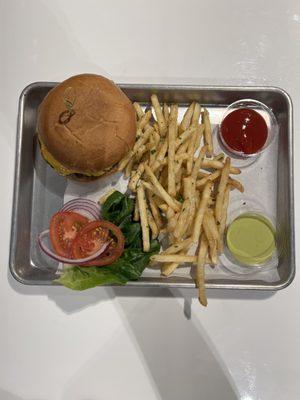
[37,74,136,176]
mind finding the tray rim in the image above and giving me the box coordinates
[9,82,295,290]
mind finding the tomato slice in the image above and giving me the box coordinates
[72,220,125,266]
[50,212,89,258]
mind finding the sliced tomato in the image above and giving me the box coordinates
[50,212,89,258]
[72,220,125,266]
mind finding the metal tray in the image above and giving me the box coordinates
[9,82,295,290]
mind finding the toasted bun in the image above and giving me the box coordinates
[67,165,118,182]
[37,74,136,176]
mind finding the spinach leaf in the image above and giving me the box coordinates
[101,191,134,225]
[122,222,142,248]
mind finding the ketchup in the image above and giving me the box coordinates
[220,108,268,155]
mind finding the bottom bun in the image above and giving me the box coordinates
[67,174,100,182]
[66,166,118,182]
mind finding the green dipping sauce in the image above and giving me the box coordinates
[226,213,276,266]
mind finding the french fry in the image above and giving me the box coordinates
[151,94,167,136]
[201,159,240,175]
[135,144,148,163]
[206,253,213,265]
[209,239,218,265]
[187,102,201,174]
[144,184,168,212]
[129,163,145,191]
[163,103,169,125]
[153,121,159,133]
[218,185,230,253]
[148,194,163,230]
[186,202,196,236]
[159,164,168,187]
[137,185,150,252]
[138,110,152,130]
[151,254,197,263]
[205,210,219,240]
[175,152,189,162]
[186,129,198,174]
[186,180,197,236]
[203,109,213,156]
[179,102,194,133]
[168,104,178,196]
[142,180,163,200]
[183,176,193,199]
[147,209,159,239]
[191,145,207,181]
[117,150,134,171]
[203,211,219,265]
[144,165,181,212]
[191,102,201,126]
[193,124,205,154]
[162,238,193,255]
[166,207,179,233]
[161,262,181,277]
[133,198,140,221]
[215,157,231,224]
[174,142,191,176]
[125,158,134,178]
[229,177,244,193]
[193,181,212,243]
[214,152,225,161]
[140,151,150,165]
[151,194,164,207]
[176,141,190,162]
[175,126,196,149]
[158,203,168,213]
[175,167,183,187]
[157,157,168,168]
[196,170,221,188]
[113,97,244,307]
[149,135,157,165]
[183,177,196,231]
[153,130,160,145]
[196,236,208,306]
[173,199,191,240]
[198,170,209,178]
[160,250,187,276]
[151,140,168,172]
[133,102,144,118]
[133,126,153,152]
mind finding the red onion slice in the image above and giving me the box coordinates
[61,198,100,212]
[60,198,100,220]
[38,229,109,265]
[60,206,99,221]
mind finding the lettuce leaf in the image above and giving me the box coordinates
[55,240,159,290]
[55,191,159,290]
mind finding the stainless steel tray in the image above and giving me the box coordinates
[9,82,295,290]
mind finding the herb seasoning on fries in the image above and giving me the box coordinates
[117,94,244,306]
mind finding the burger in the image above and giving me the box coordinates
[37,74,136,181]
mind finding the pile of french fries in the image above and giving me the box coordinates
[117,94,244,306]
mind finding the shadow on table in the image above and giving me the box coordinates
[59,289,241,400]
[8,267,274,316]
[8,272,274,400]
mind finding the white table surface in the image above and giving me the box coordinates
[1,1,299,399]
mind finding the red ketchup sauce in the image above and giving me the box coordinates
[220,108,268,155]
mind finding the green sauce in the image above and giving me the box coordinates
[226,213,276,266]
